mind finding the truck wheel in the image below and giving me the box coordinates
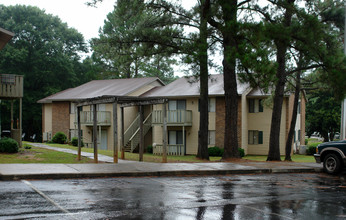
[323,154,342,174]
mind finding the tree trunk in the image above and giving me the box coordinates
[197,0,210,160]
[267,0,295,161]
[285,72,301,161]
[221,0,240,160]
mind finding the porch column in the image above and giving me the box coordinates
[182,126,185,156]
[11,100,13,130]
[121,107,125,159]
[77,106,82,161]
[139,105,144,162]
[93,104,98,163]
[113,102,118,163]
[162,102,167,163]
[19,98,22,147]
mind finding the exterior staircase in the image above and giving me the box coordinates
[123,113,152,153]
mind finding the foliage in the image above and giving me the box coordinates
[146,145,153,154]
[52,132,67,144]
[208,146,244,158]
[71,137,84,147]
[24,144,32,149]
[306,89,340,142]
[91,0,180,82]
[0,138,19,153]
[0,5,95,141]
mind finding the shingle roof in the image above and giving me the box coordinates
[38,77,164,103]
[142,74,250,98]
[0,27,14,50]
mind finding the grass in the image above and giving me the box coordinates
[44,143,315,163]
[0,144,94,164]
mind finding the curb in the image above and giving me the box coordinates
[0,167,323,181]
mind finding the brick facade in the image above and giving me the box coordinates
[52,102,70,138]
[215,97,242,149]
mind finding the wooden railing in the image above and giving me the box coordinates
[0,74,23,98]
[75,111,111,126]
[153,144,185,156]
[152,110,192,126]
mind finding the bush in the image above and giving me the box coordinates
[238,148,245,157]
[208,146,223,156]
[147,145,153,154]
[306,142,321,155]
[52,132,67,144]
[24,144,32,149]
[71,137,84,147]
[0,138,19,153]
[208,146,245,157]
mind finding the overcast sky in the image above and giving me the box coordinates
[0,0,115,42]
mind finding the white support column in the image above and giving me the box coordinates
[341,99,346,140]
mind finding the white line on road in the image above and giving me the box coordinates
[21,180,77,219]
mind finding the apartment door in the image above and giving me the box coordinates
[97,130,108,150]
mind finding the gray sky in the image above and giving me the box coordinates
[0,0,115,41]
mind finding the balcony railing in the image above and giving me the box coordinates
[152,110,192,126]
[75,111,111,126]
[153,144,185,156]
[0,74,23,98]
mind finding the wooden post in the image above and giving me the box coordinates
[139,105,144,162]
[113,102,118,163]
[93,104,98,163]
[11,100,13,130]
[121,107,125,159]
[162,102,167,163]
[77,106,82,161]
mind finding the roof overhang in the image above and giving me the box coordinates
[74,95,168,108]
[0,27,14,50]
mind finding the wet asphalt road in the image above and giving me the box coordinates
[0,173,345,220]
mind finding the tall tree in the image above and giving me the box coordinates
[0,5,88,139]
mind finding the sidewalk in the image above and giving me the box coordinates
[0,143,323,181]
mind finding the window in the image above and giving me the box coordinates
[208,130,216,145]
[198,98,216,112]
[249,99,263,113]
[298,101,301,114]
[248,130,263,145]
[168,131,183,145]
[168,100,186,110]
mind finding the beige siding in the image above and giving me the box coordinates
[247,98,287,155]
[241,93,249,154]
[128,81,163,96]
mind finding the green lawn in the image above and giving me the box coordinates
[0,144,94,163]
[44,143,315,163]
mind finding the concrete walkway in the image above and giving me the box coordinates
[0,143,323,181]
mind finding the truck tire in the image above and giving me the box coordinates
[323,153,343,174]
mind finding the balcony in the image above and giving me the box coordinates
[0,74,23,98]
[152,110,192,126]
[75,111,111,126]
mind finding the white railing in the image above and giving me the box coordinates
[76,111,111,125]
[153,144,185,156]
[152,110,192,126]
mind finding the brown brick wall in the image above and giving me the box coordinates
[52,102,70,138]
[215,97,242,149]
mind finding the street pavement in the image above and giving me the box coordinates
[0,143,323,180]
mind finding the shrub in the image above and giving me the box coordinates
[0,138,19,153]
[24,144,32,149]
[238,148,245,157]
[71,137,84,147]
[52,132,67,144]
[306,142,321,155]
[208,146,223,156]
[147,145,153,154]
[208,146,245,157]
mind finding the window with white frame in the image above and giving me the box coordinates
[248,130,263,145]
[70,102,76,114]
[249,99,263,113]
